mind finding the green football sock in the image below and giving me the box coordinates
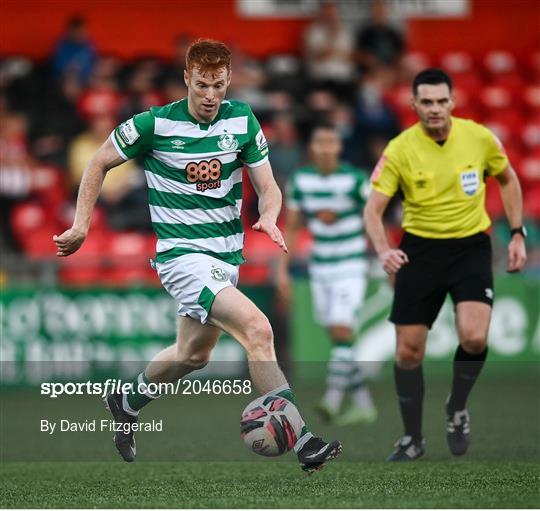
[124,372,161,415]
[274,385,310,438]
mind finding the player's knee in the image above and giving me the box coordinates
[244,316,274,356]
[329,326,353,342]
[460,335,487,355]
[396,344,423,369]
[183,351,211,369]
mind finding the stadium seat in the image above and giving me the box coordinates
[401,51,431,78]
[101,232,154,286]
[521,123,540,150]
[20,229,59,259]
[485,182,505,218]
[31,165,67,206]
[520,154,540,184]
[522,85,540,111]
[523,186,540,218]
[484,50,517,76]
[11,201,51,237]
[440,51,474,75]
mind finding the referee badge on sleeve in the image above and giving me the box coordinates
[460,169,480,196]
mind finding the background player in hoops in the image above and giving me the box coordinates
[53,39,342,473]
[364,68,527,461]
[277,123,377,426]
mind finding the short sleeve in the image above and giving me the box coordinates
[484,129,509,177]
[110,111,155,160]
[240,108,269,168]
[370,145,400,197]
[286,175,301,211]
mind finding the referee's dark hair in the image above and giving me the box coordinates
[412,68,453,95]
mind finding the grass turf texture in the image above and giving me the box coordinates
[2,461,539,508]
[1,366,539,507]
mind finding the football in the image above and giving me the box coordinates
[240,395,303,457]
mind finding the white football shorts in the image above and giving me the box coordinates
[309,275,367,328]
[155,253,239,324]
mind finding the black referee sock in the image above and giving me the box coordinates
[394,364,424,441]
[448,345,488,412]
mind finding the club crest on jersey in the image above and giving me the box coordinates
[460,169,480,196]
[211,266,230,282]
[217,132,239,151]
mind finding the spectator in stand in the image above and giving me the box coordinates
[29,70,86,168]
[0,110,33,251]
[351,81,401,167]
[67,113,149,231]
[356,0,405,88]
[52,16,96,85]
[268,113,304,192]
[303,0,356,103]
[119,63,164,121]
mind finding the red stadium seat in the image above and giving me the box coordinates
[239,264,270,285]
[521,123,540,150]
[401,51,431,78]
[31,165,67,206]
[522,85,540,111]
[440,51,474,74]
[21,229,59,259]
[484,50,517,76]
[526,50,540,81]
[385,83,412,114]
[520,154,540,184]
[479,85,512,110]
[101,232,153,286]
[11,202,51,237]
[485,180,505,218]
[523,187,540,218]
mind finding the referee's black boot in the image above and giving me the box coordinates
[386,435,425,461]
[446,399,470,456]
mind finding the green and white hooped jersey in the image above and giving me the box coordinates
[287,163,370,279]
[110,98,269,266]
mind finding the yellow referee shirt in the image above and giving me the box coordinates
[371,117,508,239]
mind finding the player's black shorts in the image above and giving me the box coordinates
[390,231,493,329]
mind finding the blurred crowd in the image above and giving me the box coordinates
[1,0,539,283]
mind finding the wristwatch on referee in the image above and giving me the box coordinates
[510,226,527,239]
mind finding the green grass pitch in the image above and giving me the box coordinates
[1,461,539,508]
[1,365,539,508]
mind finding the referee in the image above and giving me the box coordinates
[364,68,527,461]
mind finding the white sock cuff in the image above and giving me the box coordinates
[294,432,314,453]
[262,383,290,398]
[122,392,139,417]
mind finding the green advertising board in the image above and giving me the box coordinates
[292,274,540,363]
[0,286,272,386]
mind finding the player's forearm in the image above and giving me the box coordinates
[72,160,107,234]
[257,182,282,224]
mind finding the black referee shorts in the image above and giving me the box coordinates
[390,231,493,329]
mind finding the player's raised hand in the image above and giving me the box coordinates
[379,248,409,274]
[53,227,87,257]
[252,217,288,253]
[507,235,527,273]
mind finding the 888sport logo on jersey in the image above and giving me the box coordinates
[186,159,222,192]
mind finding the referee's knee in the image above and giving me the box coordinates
[460,336,487,355]
[396,345,424,369]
